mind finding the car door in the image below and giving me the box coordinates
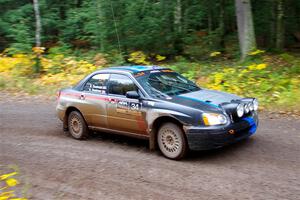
[80,73,110,128]
[106,73,147,135]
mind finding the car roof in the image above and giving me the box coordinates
[96,65,167,74]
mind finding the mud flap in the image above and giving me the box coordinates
[149,129,156,151]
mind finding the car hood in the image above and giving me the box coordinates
[166,89,241,112]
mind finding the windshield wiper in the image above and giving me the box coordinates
[148,78,192,92]
[146,82,170,98]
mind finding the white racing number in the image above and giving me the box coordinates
[130,102,140,111]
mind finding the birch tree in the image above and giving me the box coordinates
[33,0,41,47]
[235,0,256,60]
[174,0,182,34]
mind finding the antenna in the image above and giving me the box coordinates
[110,0,121,54]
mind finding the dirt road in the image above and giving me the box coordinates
[0,96,299,200]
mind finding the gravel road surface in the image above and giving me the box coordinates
[0,96,299,200]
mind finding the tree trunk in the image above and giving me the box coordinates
[235,0,256,61]
[173,0,183,53]
[206,1,213,47]
[275,0,284,50]
[95,0,105,51]
[208,4,213,35]
[270,0,276,48]
[33,0,42,47]
[218,0,226,50]
[174,0,182,34]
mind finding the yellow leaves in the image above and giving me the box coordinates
[0,50,100,90]
[256,63,267,70]
[0,54,34,76]
[209,85,222,91]
[247,64,256,70]
[155,54,166,62]
[32,47,45,54]
[128,51,150,65]
[0,172,18,181]
[210,51,221,57]
[206,62,270,95]
[223,68,236,74]
[0,166,27,200]
[0,191,15,200]
[5,179,19,187]
[128,51,167,64]
[248,49,265,56]
[213,73,224,84]
[247,63,267,70]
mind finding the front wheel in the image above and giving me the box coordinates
[157,123,187,160]
[68,111,89,139]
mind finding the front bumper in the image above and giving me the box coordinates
[184,113,258,151]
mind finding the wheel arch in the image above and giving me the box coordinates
[63,106,84,131]
[149,116,184,151]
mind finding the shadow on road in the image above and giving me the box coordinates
[67,129,258,161]
[186,138,256,161]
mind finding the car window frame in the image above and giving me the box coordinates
[81,73,110,95]
[107,73,144,98]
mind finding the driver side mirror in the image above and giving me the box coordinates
[126,91,140,99]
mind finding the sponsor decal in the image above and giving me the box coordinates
[91,86,107,94]
[134,72,145,77]
[145,101,155,106]
[116,100,142,116]
[160,69,174,73]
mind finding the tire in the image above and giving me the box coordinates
[68,111,89,139]
[157,123,187,160]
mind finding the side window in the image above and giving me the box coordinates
[83,74,109,94]
[108,74,137,96]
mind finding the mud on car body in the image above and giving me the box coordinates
[56,65,259,160]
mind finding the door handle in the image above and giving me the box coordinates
[80,94,85,100]
[109,98,116,103]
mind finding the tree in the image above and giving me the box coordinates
[33,0,42,47]
[174,0,182,34]
[0,0,299,57]
[217,0,226,50]
[275,0,284,50]
[235,0,256,60]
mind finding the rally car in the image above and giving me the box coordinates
[56,65,258,160]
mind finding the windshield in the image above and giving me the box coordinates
[135,71,200,99]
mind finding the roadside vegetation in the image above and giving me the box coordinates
[0,48,299,113]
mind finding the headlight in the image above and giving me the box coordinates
[244,104,250,113]
[253,99,259,110]
[237,104,244,117]
[249,102,254,111]
[202,113,227,126]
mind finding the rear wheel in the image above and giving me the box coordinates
[157,123,187,160]
[68,111,89,139]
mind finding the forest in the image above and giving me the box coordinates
[0,0,300,112]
